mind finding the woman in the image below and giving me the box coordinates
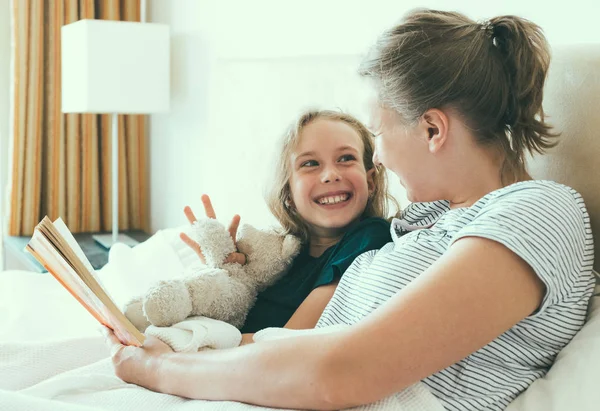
[105,9,595,411]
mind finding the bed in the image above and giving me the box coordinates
[1,45,599,410]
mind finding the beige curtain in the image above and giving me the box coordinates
[9,0,149,236]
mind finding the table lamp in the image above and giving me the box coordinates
[61,19,169,248]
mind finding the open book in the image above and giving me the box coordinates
[26,216,145,346]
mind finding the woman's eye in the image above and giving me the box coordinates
[301,160,318,168]
[339,154,356,163]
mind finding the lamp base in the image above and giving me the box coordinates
[93,233,140,250]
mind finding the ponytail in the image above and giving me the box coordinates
[488,16,558,181]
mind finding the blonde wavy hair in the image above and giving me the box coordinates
[265,110,396,243]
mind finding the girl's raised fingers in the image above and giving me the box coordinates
[201,194,217,219]
[180,232,206,263]
[228,214,241,244]
[225,252,247,265]
[183,206,198,225]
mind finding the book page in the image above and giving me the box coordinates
[27,217,145,346]
[53,218,95,275]
[52,218,114,301]
[27,231,111,327]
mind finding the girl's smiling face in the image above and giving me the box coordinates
[288,119,375,238]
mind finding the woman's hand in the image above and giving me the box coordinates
[180,194,247,265]
[103,326,173,390]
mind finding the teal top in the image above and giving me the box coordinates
[241,217,392,333]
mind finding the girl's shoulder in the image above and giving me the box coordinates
[347,217,391,237]
[356,216,391,228]
[338,217,392,250]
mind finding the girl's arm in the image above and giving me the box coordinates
[239,279,339,345]
[107,236,544,410]
[284,279,339,329]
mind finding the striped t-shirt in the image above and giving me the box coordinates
[317,180,595,411]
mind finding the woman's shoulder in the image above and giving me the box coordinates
[478,179,588,216]
[493,179,581,195]
[456,180,593,272]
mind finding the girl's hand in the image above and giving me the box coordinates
[180,194,247,265]
[239,333,255,346]
[103,326,173,390]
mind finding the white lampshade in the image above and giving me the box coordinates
[61,19,170,114]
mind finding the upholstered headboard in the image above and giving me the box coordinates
[528,44,600,273]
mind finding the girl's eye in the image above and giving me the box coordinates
[300,160,318,168]
[339,154,357,163]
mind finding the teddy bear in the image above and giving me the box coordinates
[124,218,301,332]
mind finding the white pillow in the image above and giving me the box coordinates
[506,284,600,411]
[96,223,210,308]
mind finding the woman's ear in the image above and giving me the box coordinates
[422,109,449,154]
[366,167,376,196]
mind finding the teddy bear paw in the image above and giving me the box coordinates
[192,218,236,268]
[124,296,152,333]
[143,280,193,327]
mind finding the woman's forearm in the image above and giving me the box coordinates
[155,333,345,410]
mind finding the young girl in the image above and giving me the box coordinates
[106,9,595,411]
[180,109,396,337]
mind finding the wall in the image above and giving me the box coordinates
[0,0,11,268]
[147,0,598,231]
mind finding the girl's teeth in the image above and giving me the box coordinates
[318,194,349,204]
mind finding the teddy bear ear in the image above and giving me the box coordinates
[282,235,301,259]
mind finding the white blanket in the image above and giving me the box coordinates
[0,228,444,411]
[0,334,443,411]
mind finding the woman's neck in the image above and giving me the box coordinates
[446,145,507,209]
[447,163,533,209]
[447,177,503,209]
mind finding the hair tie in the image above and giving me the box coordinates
[479,20,494,37]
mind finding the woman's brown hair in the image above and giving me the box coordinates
[359,9,557,184]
